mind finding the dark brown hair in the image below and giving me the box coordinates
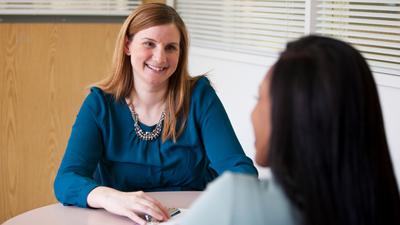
[268,35,400,225]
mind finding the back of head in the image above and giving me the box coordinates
[268,35,400,225]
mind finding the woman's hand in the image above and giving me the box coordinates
[87,186,170,225]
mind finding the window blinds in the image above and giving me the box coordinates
[315,0,400,77]
[176,0,399,77]
[176,0,306,57]
[0,0,141,16]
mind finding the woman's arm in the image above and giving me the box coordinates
[53,89,169,225]
[53,90,104,207]
[87,187,169,225]
[195,79,258,176]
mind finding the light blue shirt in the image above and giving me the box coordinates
[181,172,301,225]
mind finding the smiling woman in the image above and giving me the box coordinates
[125,23,181,127]
[53,3,258,225]
[125,24,180,89]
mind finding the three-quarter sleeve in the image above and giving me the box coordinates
[54,88,104,207]
[194,78,258,176]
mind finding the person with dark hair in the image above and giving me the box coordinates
[181,35,400,225]
[53,3,257,225]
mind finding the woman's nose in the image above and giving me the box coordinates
[153,47,167,64]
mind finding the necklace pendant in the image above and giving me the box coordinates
[127,103,165,141]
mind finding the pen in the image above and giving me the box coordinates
[169,208,181,217]
[144,208,181,223]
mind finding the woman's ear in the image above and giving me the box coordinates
[124,36,131,56]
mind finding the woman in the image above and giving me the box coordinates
[53,3,257,225]
[181,35,400,225]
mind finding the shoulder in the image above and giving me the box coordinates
[189,76,221,111]
[211,171,259,188]
[181,172,271,225]
[85,87,115,105]
[210,172,298,225]
[180,172,251,225]
[193,76,212,88]
[87,86,108,100]
[79,87,116,116]
[208,172,261,200]
[191,76,215,97]
[197,172,260,206]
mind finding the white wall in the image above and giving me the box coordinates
[377,82,400,187]
[189,46,400,185]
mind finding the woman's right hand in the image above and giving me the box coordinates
[87,186,170,225]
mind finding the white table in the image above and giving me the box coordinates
[2,191,201,225]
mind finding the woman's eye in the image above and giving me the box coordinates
[166,45,178,52]
[143,42,155,48]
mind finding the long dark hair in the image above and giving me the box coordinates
[268,35,400,225]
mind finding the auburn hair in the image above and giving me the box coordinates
[95,3,199,142]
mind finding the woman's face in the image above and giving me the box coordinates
[126,23,180,88]
[251,71,272,167]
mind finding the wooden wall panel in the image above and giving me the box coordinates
[0,23,120,223]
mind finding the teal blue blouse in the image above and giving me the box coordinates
[54,77,257,207]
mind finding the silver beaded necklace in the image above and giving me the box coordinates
[127,103,165,141]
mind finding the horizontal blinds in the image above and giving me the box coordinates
[0,0,141,16]
[315,1,400,76]
[176,0,306,57]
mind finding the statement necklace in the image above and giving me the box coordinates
[127,103,165,141]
